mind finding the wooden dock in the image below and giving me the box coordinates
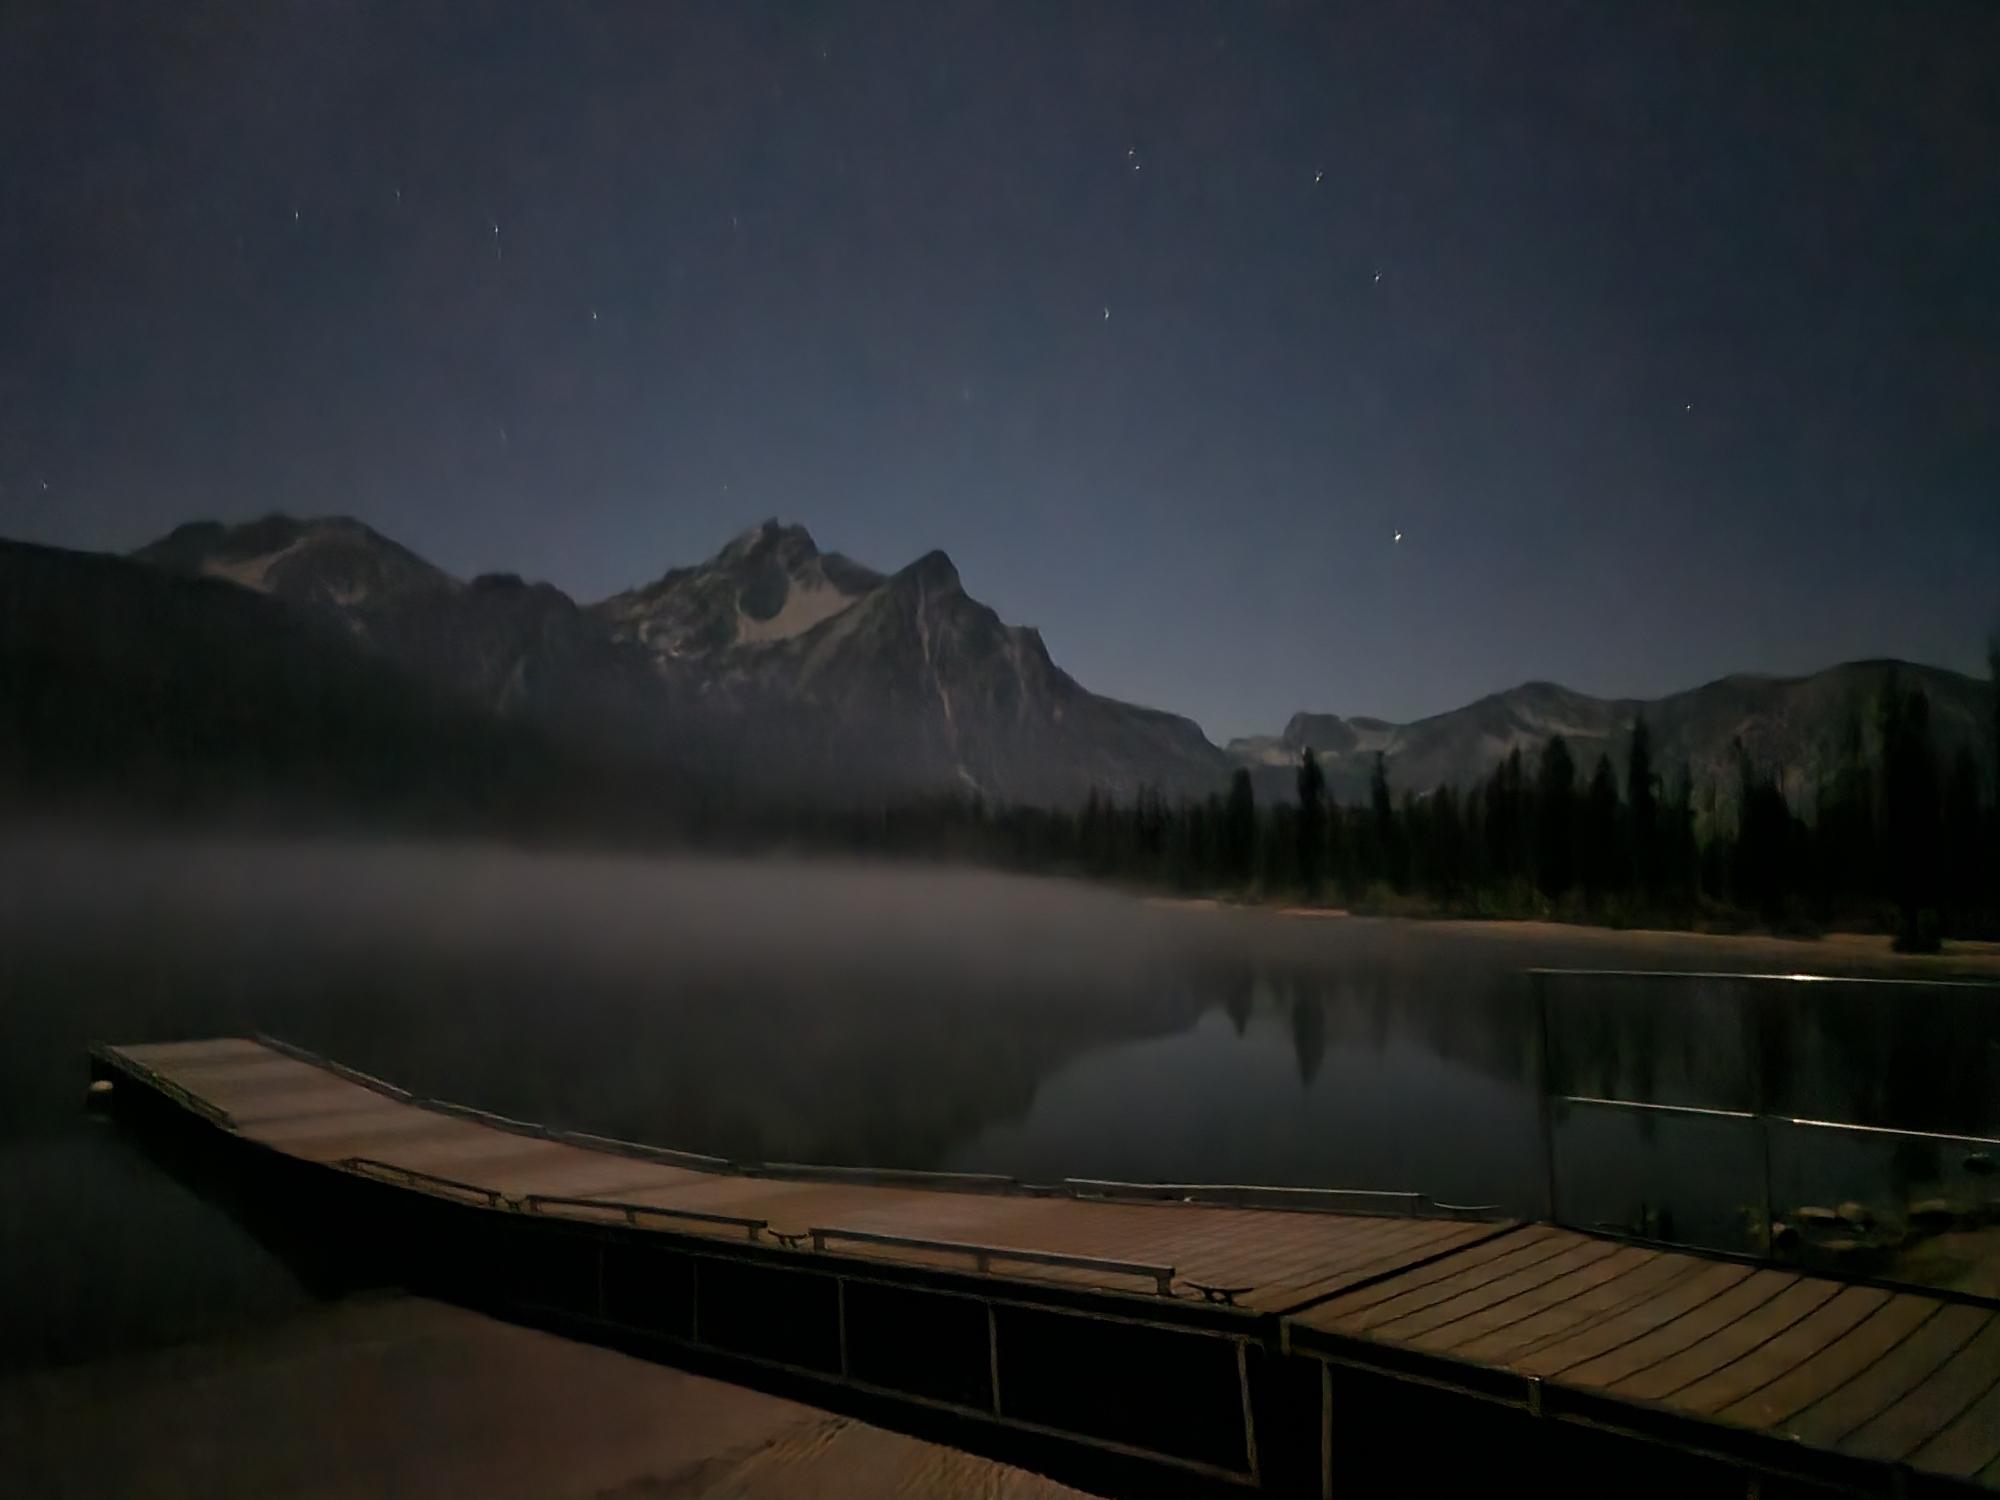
[90,1037,2000,1497]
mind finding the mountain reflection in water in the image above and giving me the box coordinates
[4,834,1994,1371]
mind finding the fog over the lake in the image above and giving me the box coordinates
[5,832,1996,1372]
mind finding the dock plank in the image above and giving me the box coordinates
[1378,1236,1624,1345]
[1557,1269,1798,1390]
[1606,1277,1839,1402]
[1714,1293,1940,1431]
[1416,1243,1657,1356]
[1839,1315,2000,1464]
[1783,1303,1990,1449]
[1909,1372,2000,1481]
[1248,1220,1513,1313]
[1668,1285,1890,1416]
[1328,1232,1606,1337]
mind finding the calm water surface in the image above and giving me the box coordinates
[4,834,1995,1372]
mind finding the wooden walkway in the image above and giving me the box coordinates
[93,1037,2000,1495]
[1287,1224,2000,1489]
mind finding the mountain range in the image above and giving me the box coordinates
[127,515,1228,807]
[1227,664,1994,808]
[3,514,1990,818]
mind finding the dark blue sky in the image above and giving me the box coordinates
[5,1,1995,738]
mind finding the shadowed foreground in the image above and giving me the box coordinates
[0,1295,1087,1499]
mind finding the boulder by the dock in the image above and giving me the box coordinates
[1908,1199,1959,1231]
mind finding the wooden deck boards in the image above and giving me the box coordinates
[105,1038,1509,1308]
[101,1036,2000,1493]
[1290,1227,2000,1491]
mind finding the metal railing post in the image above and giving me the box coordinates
[1534,973,1559,1226]
[1757,1113,1775,1258]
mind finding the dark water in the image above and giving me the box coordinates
[4,833,1996,1374]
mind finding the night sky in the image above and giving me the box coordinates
[5,2,1995,738]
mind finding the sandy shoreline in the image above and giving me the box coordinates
[1144,897,2000,981]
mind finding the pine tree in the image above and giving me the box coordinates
[1369,751,1405,891]
[1485,748,1526,887]
[1943,746,1983,936]
[1627,715,1657,896]
[1733,740,1794,925]
[1297,748,1326,900]
[1224,768,1257,887]
[1536,735,1577,899]
[1881,678,1944,950]
[1582,753,1621,905]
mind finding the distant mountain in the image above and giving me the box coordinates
[0,538,596,827]
[1231,663,1994,808]
[31,512,1987,820]
[136,517,686,752]
[598,520,1229,803]
[126,515,1231,805]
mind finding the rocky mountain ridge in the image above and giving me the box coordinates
[110,513,1999,811]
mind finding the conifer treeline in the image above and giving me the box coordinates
[818,669,1999,950]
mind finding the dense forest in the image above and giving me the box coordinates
[800,663,2000,950]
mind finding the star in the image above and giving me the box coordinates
[1685,402,1694,411]
[1102,306,1111,321]
[1373,270,1382,283]
[292,208,300,222]
[590,308,599,321]
[1394,531,1403,544]
[1314,168,1324,184]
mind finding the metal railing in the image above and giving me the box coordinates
[1532,969,2000,1299]
[340,1156,511,1208]
[520,1192,767,1240]
[1060,1179,1501,1219]
[805,1225,1178,1295]
[753,1162,1019,1191]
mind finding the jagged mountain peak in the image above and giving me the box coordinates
[598,521,883,663]
[892,548,962,592]
[719,518,821,565]
[134,512,456,610]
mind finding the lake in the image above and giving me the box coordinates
[4,832,1996,1373]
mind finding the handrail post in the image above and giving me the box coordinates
[1757,1113,1775,1258]
[1534,972,1559,1225]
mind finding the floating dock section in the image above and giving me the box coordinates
[91,1038,2000,1497]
